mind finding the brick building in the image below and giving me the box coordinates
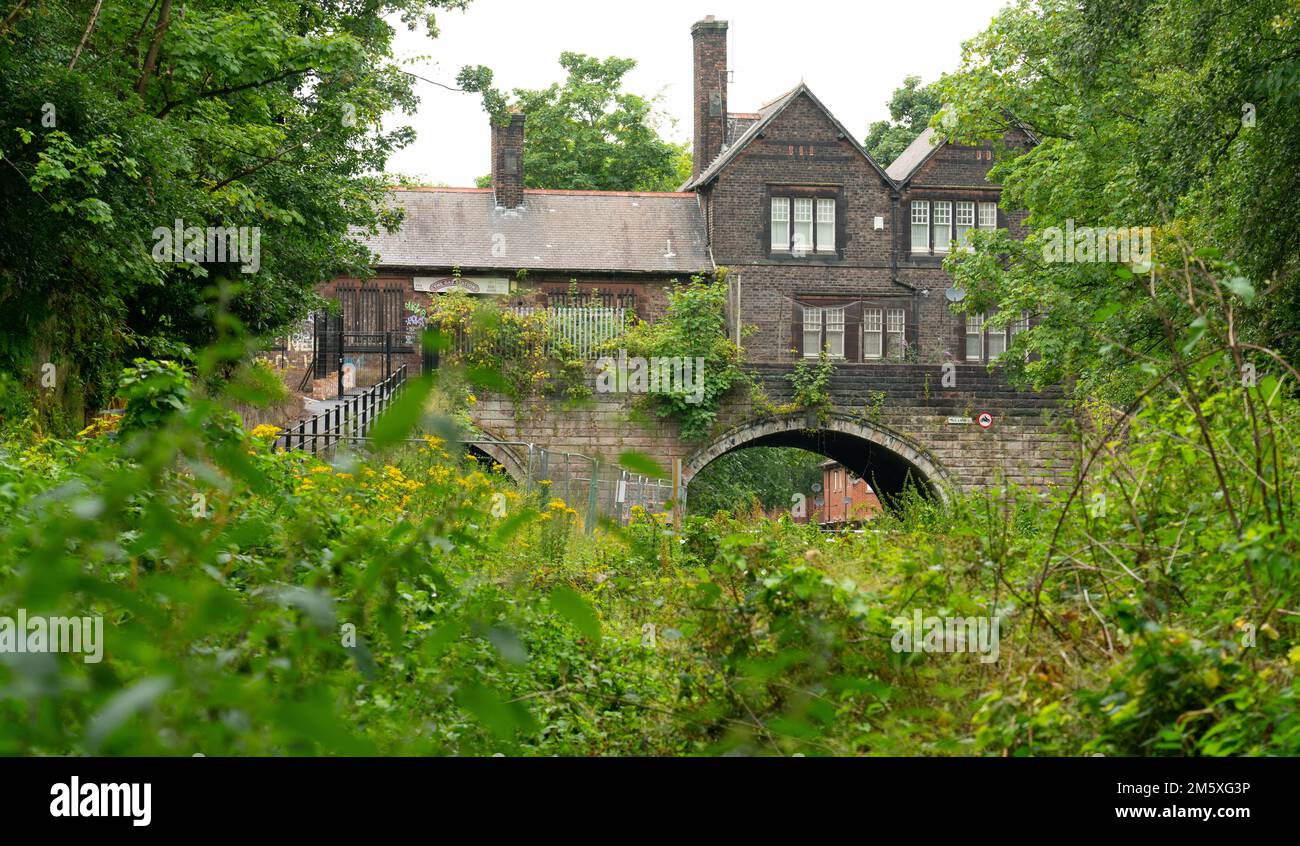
[306,13,1035,381]
[285,14,1073,506]
[817,461,883,525]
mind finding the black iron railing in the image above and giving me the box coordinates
[275,364,408,455]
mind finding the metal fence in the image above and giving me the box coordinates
[275,365,409,454]
[507,442,677,529]
[516,305,628,360]
[441,306,628,362]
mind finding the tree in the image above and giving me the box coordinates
[935,0,1300,401]
[474,52,689,192]
[686,447,825,517]
[0,0,483,426]
[863,75,941,167]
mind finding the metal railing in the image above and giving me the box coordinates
[275,364,408,454]
[440,306,629,362]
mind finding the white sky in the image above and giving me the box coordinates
[382,0,1011,186]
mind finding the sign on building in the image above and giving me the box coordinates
[414,276,510,295]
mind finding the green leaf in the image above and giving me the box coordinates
[85,676,173,752]
[618,450,668,479]
[1182,316,1207,354]
[549,586,601,642]
[1092,302,1122,323]
[1226,277,1256,305]
[368,373,434,446]
[454,682,537,740]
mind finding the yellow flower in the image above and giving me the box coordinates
[250,424,282,440]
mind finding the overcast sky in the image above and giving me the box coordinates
[382,0,1011,186]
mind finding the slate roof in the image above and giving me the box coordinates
[884,126,942,183]
[358,188,712,275]
[682,83,893,191]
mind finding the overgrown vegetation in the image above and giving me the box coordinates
[622,272,746,440]
[686,447,824,517]
[0,0,493,427]
[414,290,591,411]
[2,281,1296,754]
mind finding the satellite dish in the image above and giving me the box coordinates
[945,287,966,303]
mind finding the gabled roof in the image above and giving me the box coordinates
[886,121,1041,184]
[884,126,942,182]
[682,83,894,191]
[357,188,711,275]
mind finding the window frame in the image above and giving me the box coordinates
[771,197,790,251]
[910,200,929,253]
[965,310,1030,363]
[769,188,840,256]
[955,201,975,251]
[978,202,998,230]
[886,307,906,359]
[824,305,846,358]
[815,198,836,253]
[933,201,953,253]
[863,307,883,360]
[794,297,911,363]
[965,312,984,362]
[801,305,824,359]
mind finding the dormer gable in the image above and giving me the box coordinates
[682,83,894,191]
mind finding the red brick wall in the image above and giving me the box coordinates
[819,464,883,524]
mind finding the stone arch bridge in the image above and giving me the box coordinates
[468,362,1075,514]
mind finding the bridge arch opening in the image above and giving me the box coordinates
[683,414,950,516]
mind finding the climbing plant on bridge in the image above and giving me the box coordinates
[416,292,590,410]
[623,271,746,440]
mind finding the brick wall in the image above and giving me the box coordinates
[469,361,1076,500]
[691,17,729,178]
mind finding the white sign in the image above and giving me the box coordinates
[414,275,510,295]
[947,416,973,425]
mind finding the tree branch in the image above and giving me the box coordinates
[156,66,314,118]
[68,0,103,70]
[134,0,172,97]
[1,0,31,35]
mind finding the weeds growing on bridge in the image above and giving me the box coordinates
[0,301,1297,755]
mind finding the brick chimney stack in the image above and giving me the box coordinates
[491,111,525,209]
[691,16,728,178]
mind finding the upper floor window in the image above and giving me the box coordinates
[816,199,835,251]
[771,199,789,250]
[956,202,975,250]
[910,201,928,252]
[912,198,1001,255]
[793,198,813,252]
[979,202,998,229]
[933,202,952,253]
[771,193,836,254]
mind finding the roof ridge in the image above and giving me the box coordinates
[386,186,695,198]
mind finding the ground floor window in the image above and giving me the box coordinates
[793,297,911,362]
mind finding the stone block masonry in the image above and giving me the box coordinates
[467,361,1076,501]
